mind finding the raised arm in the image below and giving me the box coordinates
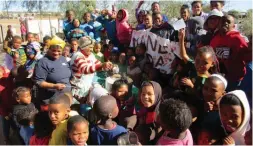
[178,28,190,63]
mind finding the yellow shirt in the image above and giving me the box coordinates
[49,119,68,145]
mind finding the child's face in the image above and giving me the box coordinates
[44,39,51,48]
[221,15,235,33]
[141,85,155,108]
[17,91,31,105]
[135,47,145,56]
[63,47,70,57]
[198,130,216,145]
[194,53,213,74]
[154,14,163,26]
[210,2,224,11]
[48,103,70,125]
[114,84,128,101]
[73,19,80,28]
[108,44,114,51]
[144,15,152,28]
[192,2,202,15]
[13,38,22,49]
[83,13,91,23]
[110,54,118,62]
[117,11,123,21]
[202,79,225,103]
[34,35,39,42]
[27,34,34,43]
[94,44,101,53]
[180,8,190,21]
[119,53,126,64]
[128,56,136,67]
[220,104,244,133]
[207,16,221,30]
[67,11,74,20]
[69,122,89,146]
[71,41,79,52]
[127,49,134,57]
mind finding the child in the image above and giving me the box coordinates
[68,18,87,41]
[4,36,27,70]
[48,94,71,145]
[26,32,35,44]
[116,9,132,52]
[12,87,37,129]
[210,15,251,91]
[135,44,146,70]
[24,42,43,77]
[135,81,162,145]
[42,35,52,54]
[63,44,71,62]
[67,115,89,145]
[0,66,15,144]
[118,53,127,73]
[16,105,38,145]
[156,98,193,145]
[127,55,142,87]
[70,38,80,58]
[34,33,40,42]
[103,44,110,61]
[110,50,119,64]
[111,79,137,130]
[197,127,223,145]
[20,22,27,42]
[219,90,251,145]
[91,95,127,145]
[93,42,104,62]
[29,111,54,145]
[178,28,218,99]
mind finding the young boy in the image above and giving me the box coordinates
[91,95,127,145]
[42,35,52,55]
[210,15,251,91]
[4,36,27,70]
[48,93,71,145]
[70,38,80,58]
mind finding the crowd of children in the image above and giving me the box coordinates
[0,0,252,145]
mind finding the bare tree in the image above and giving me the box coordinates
[3,0,16,19]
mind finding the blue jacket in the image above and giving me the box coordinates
[63,20,74,40]
[80,21,103,42]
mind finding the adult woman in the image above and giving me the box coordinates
[70,36,113,100]
[33,36,71,107]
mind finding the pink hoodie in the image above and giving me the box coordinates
[116,9,132,44]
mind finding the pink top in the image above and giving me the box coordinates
[20,24,27,35]
[156,129,193,145]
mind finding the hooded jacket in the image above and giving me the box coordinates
[219,90,251,145]
[210,30,251,82]
[116,9,132,44]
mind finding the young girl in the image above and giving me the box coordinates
[63,44,71,62]
[135,44,146,70]
[116,9,132,52]
[29,111,53,145]
[93,42,104,62]
[135,81,162,145]
[118,53,127,73]
[156,98,193,145]
[111,79,137,130]
[219,90,251,145]
[178,28,218,99]
[67,115,89,145]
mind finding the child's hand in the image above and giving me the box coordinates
[102,62,113,70]
[204,101,214,112]
[223,136,235,145]
[178,28,185,41]
[181,78,194,88]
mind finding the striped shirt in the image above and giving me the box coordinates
[71,52,102,79]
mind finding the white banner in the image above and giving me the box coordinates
[130,30,181,74]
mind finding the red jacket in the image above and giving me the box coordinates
[0,67,16,116]
[210,31,251,82]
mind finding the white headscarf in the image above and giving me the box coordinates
[219,90,251,145]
